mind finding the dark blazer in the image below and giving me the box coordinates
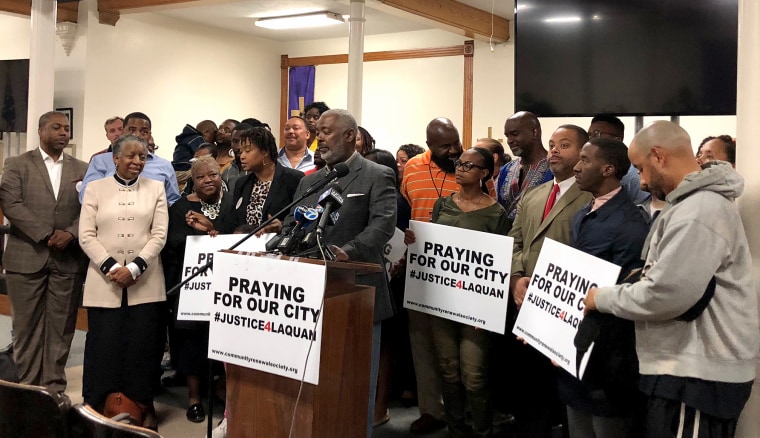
[559,189,649,416]
[223,164,304,233]
[287,154,397,322]
[0,149,88,273]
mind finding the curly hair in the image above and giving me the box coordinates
[397,143,425,159]
[239,127,278,163]
[697,135,735,165]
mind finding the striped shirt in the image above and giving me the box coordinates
[401,150,460,222]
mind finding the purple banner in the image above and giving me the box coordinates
[288,66,315,119]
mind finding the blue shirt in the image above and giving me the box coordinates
[79,152,180,206]
[277,148,315,172]
[621,164,650,205]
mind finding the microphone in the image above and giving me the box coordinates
[300,162,350,198]
[273,206,319,254]
[265,224,292,252]
[315,183,344,234]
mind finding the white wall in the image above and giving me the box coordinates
[283,29,513,151]
[77,0,283,160]
[0,13,31,59]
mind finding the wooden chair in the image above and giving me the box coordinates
[68,403,164,438]
[0,378,69,438]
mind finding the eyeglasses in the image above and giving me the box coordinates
[590,129,623,141]
[454,160,488,172]
[218,127,232,134]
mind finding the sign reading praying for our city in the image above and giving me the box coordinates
[208,252,326,385]
[403,220,513,334]
[513,238,621,379]
[177,234,272,322]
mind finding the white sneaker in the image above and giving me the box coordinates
[211,418,227,438]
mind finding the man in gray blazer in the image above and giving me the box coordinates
[0,111,88,393]
[286,109,396,437]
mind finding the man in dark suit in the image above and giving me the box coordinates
[0,111,89,393]
[286,108,396,437]
[507,125,592,438]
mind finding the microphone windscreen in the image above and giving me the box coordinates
[333,162,350,178]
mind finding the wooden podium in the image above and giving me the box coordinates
[225,255,381,438]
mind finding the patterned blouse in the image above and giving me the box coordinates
[244,179,272,227]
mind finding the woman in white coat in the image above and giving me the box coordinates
[79,134,168,430]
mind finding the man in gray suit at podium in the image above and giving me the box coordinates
[286,108,397,437]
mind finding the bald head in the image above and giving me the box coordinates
[508,111,541,130]
[425,117,462,172]
[504,111,543,160]
[631,120,692,157]
[426,117,457,138]
[629,120,700,200]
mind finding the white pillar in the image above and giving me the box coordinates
[735,0,760,436]
[26,0,57,150]
[347,0,365,124]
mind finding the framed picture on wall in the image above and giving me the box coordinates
[56,107,73,139]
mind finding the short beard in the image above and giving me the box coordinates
[431,153,457,174]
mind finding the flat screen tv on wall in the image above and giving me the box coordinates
[0,59,30,133]
[514,0,738,116]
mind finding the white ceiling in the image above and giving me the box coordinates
[151,0,514,42]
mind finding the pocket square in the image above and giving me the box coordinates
[346,193,365,198]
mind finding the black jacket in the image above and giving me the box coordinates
[222,164,303,233]
[558,189,649,416]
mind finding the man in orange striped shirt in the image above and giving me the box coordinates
[400,117,462,434]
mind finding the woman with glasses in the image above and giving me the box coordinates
[406,147,509,437]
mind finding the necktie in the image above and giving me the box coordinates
[542,183,560,221]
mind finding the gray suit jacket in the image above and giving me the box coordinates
[509,180,592,277]
[0,149,89,274]
[288,154,398,321]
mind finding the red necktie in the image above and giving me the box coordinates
[542,183,560,221]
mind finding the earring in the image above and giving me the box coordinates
[228,149,235,157]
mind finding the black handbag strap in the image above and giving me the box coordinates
[676,276,716,322]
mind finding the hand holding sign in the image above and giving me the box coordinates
[404,220,513,333]
[583,287,598,315]
[512,238,620,379]
[513,276,530,308]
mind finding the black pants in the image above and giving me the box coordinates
[83,293,165,411]
[645,395,738,438]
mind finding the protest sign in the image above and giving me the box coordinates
[513,238,620,378]
[404,220,512,333]
[177,233,271,321]
[208,252,326,384]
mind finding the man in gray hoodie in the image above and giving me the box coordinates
[584,120,759,438]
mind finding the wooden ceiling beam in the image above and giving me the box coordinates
[0,0,80,23]
[98,0,223,11]
[58,1,79,23]
[377,0,510,43]
[97,0,226,25]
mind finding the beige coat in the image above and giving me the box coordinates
[79,176,168,308]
